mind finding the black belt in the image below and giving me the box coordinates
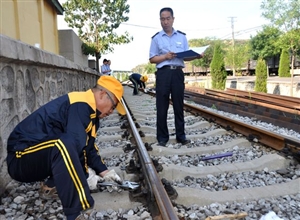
[159,65,183,70]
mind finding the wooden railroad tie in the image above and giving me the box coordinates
[205,212,248,220]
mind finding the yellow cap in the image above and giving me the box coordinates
[97,76,126,115]
[140,75,148,82]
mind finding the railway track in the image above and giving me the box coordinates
[1,86,300,220]
[93,86,300,219]
[184,87,300,132]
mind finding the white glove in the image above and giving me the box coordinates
[87,168,102,192]
[103,169,122,192]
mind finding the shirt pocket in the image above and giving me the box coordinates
[158,42,169,54]
[175,41,183,51]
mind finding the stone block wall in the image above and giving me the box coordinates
[0,34,99,195]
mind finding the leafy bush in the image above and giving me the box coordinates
[210,43,227,90]
[254,58,267,93]
[278,49,291,77]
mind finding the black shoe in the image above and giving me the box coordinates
[158,142,167,147]
[177,139,191,145]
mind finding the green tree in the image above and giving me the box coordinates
[278,48,291,77]
[124,73,129,81]
[132,64,144,74]
[144,63,156,74]
[63,0,133,72]
[255,58,268,93]
[261,0,300,94]
[131,63,156,75]
[278,29,300,76]
[189,37,216,73]
[210,42,227,90]
[225,40,251,76]
[250,25,282,60]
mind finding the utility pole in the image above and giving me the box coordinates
[229,17,236,77]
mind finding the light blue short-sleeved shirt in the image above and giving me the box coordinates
[149,29,189,68]
[101,64,110,75]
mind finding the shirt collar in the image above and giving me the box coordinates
[161,28,177,36]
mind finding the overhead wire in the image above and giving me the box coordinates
[121,22,263,39]
[220,25,263,39]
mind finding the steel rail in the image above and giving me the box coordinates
[184,89,300,132]
[203,89,300,114]
[121,98,179,220]
[226,88,300,106]
[183,102,300,150]
[207,88,300,111]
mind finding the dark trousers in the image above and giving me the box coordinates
[155,68,186,143]
[6,134,94,217]
[129,76,139,95]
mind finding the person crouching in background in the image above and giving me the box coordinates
[129,73,148,95]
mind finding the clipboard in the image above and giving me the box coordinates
[176,45,209,59]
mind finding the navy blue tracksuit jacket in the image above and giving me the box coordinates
[6,89,106,216]
[129,73,145,94]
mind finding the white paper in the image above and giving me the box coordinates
[190,45,210,55]
[175,45,210,59]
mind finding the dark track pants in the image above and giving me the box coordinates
[155,68,186,143]
[129,76,139,95]
[6,134,94,217]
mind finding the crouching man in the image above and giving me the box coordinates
[6,76,125,220]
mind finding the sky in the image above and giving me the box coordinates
[57,0,268,71]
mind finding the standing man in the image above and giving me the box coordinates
[6,76,125,220]
[129,73,148,95]
[149,7,202,146]
[101,59,111,75]
[107,60,112,76]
